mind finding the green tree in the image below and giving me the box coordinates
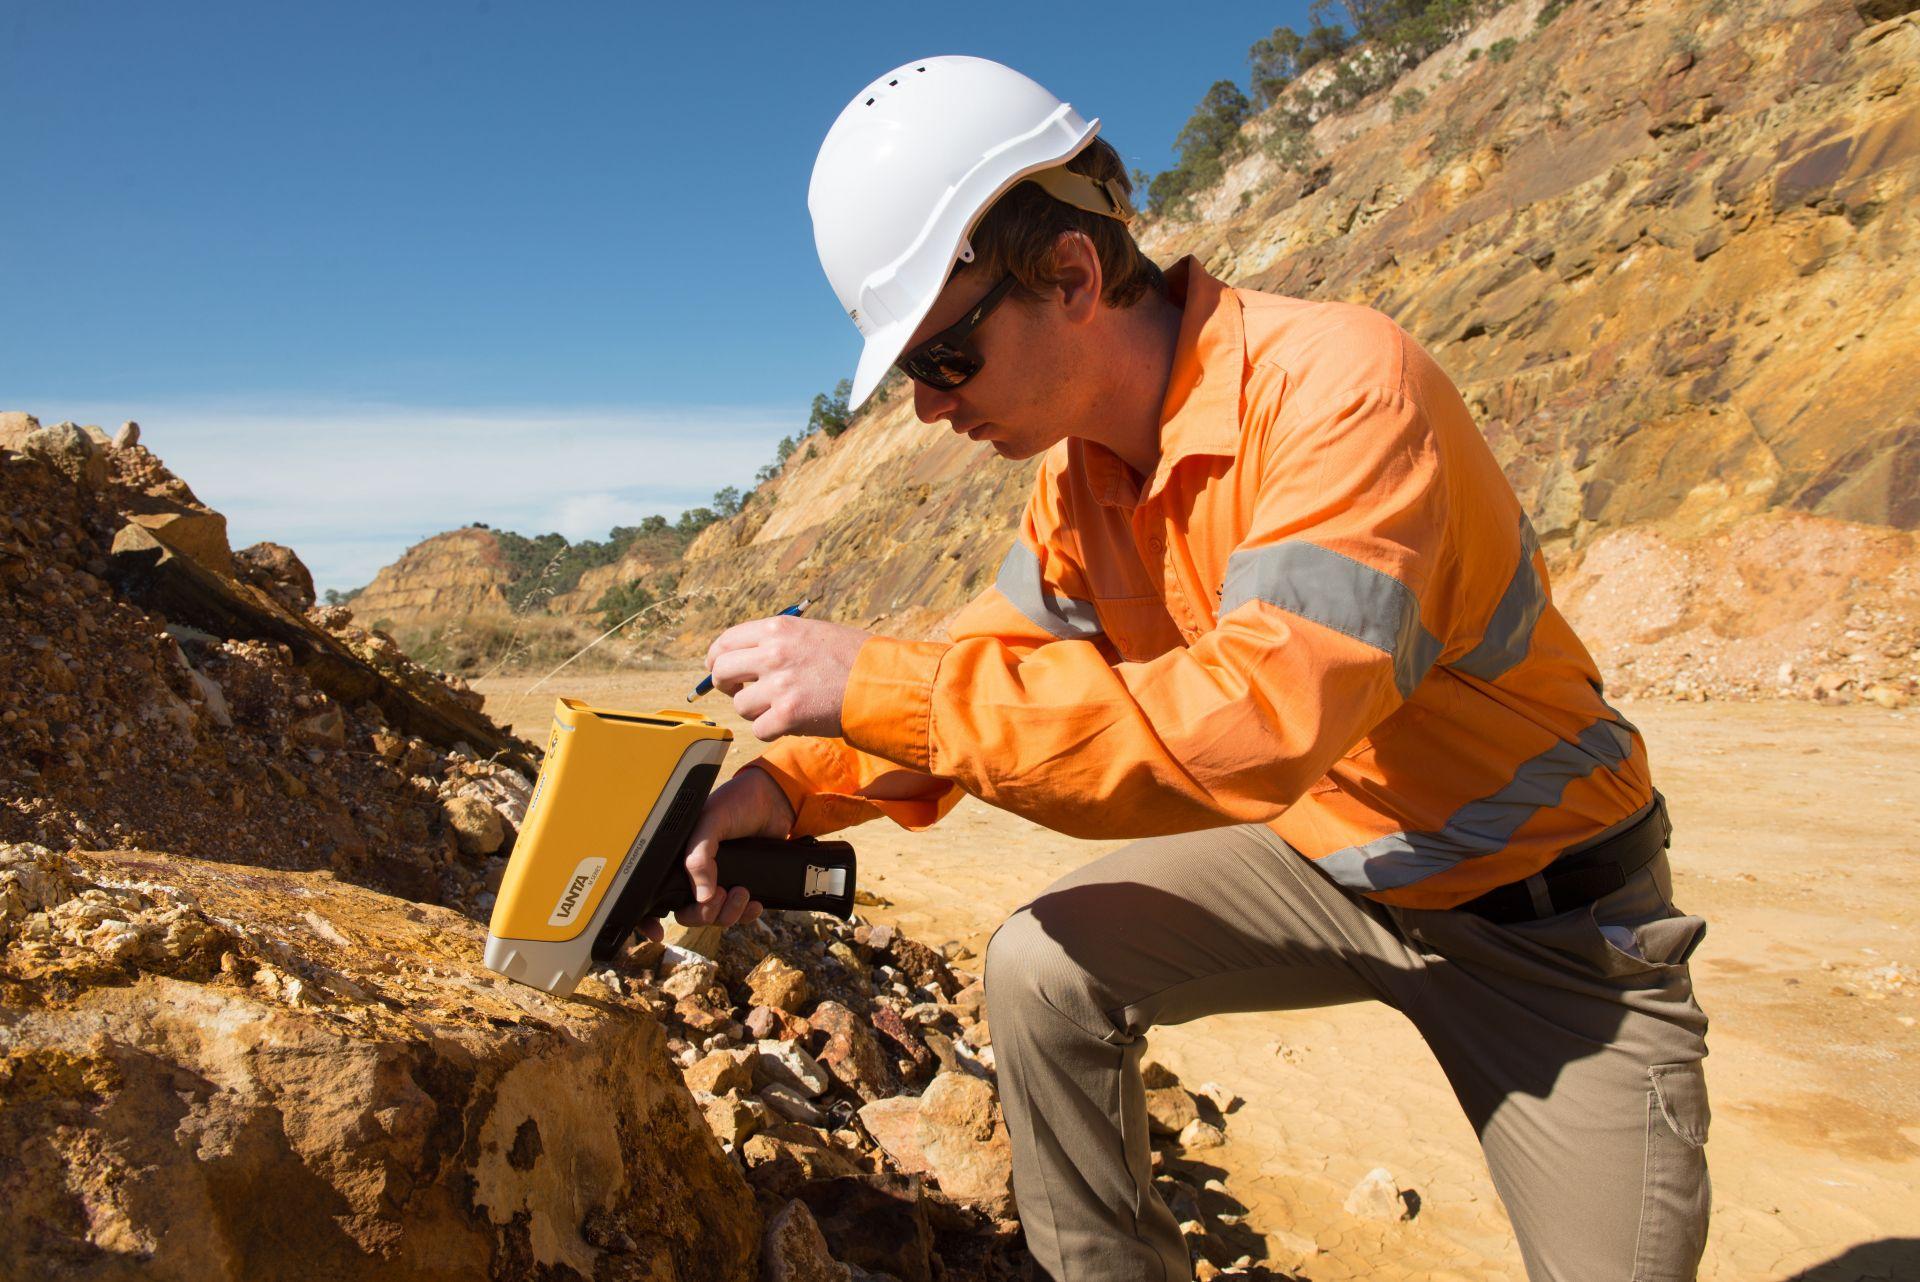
[1175,79,1252,162]
[675,506,718,537]
[712,486,744,517]
[1148,79,1252,217]
[1300,0,1353,68]
[807,379,853,439]
[1249,26,1306,107]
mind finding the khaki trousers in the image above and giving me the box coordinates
[982,823,1711,1282]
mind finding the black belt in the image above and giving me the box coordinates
[1454,792,1671,924]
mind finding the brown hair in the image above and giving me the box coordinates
[962,136,1164,309]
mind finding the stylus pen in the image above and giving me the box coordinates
[688,599,811,700]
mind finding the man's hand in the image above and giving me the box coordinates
[641,765,796,943]
[707,615,869,740]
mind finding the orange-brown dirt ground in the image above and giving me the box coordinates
[478,670,1920,1282]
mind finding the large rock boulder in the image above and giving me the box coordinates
[0,410,40,450]
[126,508,234,576]
[21,422,107,490]
[0,844,762,1280]
[236,540,317,611]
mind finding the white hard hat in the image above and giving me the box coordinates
[809,56,1134,410]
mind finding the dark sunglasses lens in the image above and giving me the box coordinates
[901,342,980,389]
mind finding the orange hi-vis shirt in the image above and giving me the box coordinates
[751,256,1654,909]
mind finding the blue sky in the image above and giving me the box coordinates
[3,1,1313,591]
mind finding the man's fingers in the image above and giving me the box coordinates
[708,617,782,665]
[711,647,764,698]
[641,918,664,944]
[733,681,775,726]
[750,706,791,741]
[683,828,720,917]
[716,885,752,928]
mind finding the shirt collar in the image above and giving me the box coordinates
[1079,255,1246,509]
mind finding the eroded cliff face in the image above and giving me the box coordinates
[352,526,514,626]
[1148,0,1918,542]
[635,394,1034,651]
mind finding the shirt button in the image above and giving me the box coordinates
[1149,536,1166,555]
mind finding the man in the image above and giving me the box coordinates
[644,57,1711,1281]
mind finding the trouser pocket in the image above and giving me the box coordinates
[1635,1061,1711,1280]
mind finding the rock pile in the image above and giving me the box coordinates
[616,911,1267,1280]
[1553,513,1920,706]
[0,412,535,913]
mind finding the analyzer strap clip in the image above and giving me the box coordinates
[804,864,847,898]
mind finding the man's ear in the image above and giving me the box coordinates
[1052,230,1103,324]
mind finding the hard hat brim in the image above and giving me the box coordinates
[850,321,910,412]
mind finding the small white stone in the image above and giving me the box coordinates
[1344,1166,1409,1221]
[755,1039,832,1097]
[1197,1080,1239,1113]
[1178,1119,1226,1150]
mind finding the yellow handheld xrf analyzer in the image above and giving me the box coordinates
[484,698,857,996]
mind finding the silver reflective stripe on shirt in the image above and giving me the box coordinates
[1314,712,1637,892]
[1452,515,1546,683]
[1219,541,1442,699]
[995,540,1104,641]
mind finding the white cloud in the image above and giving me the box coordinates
[30,397,794,593]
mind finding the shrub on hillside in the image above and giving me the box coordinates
[595,580,655,633]
[1262,110,1317,172]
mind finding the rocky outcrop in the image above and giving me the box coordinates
[0,419,535,913]
[0,843,760,1281]
[1146,0,1919,544]
[352,527,515,626]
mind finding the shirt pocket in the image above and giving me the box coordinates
[1092,595,1183,663]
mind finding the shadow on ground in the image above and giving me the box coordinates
[1784,1238,1920,1281]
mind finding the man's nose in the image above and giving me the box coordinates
[913,378,960,426]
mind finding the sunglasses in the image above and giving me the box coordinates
[895,271,1017,390]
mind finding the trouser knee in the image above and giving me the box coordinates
[983,906,1113,1040]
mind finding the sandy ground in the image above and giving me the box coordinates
[476,671,1920,1282]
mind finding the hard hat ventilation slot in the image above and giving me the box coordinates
[865,98,875,106]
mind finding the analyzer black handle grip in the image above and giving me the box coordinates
[651,837,858,920]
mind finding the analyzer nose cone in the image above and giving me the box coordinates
[483,933,583,997]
